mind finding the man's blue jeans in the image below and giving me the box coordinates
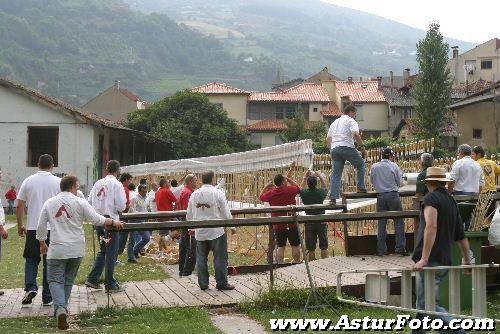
[7,200,15,215]
[132,231,151,258]
[413,262,466,334]
[47,257,82,315]
[196,233,228,289]
[86,226,119,289]
[330,146,366,200]
[377,192,406,255]
[24,230,51,303]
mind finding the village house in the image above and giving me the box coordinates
[450,81,500,148]
[448,38,500,86]
[0,77,171,204]
[82,81,149,123]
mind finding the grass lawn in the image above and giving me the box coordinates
[0,217,168,289]
[239,286,500,333]
[0,307,222,333]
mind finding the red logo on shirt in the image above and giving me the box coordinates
[97,187,106,199]
[55,205,71,219]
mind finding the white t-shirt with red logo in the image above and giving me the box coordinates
[17,171,61,231]
[36,191,107,259]
[88,175,127,220]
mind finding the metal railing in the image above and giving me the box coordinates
[336,264,500,323]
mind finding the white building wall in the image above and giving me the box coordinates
[0,86,96,206]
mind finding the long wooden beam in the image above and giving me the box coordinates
[112,210,420,232]
[343,190,416,199]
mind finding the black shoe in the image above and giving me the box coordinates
[200,286,209,291]
[140,250,146,256]
[0,291,4,296]
[179,272,192,277]
[329,199,337,205]
[396,251,409,256]
[21,290,37,305]
[216,284,235,291]
[128,258,138,263]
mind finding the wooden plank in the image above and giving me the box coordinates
[149,280,186,307]
[134,281,169,307]
[165,278,204,306]
[124,282,150,307]
[173,276,218,306]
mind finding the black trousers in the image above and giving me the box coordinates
[178,229,196,275]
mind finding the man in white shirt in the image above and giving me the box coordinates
[146,182,159,212]
[186,171,234,291]
[0,173,8,297]
[326,104,367,203]
[37,175,124,330]
[127,184,151,263]
[448,144,484,195]
[85,160,127,292]
[16,154,61,306]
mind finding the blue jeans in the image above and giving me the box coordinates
[86,226,119,289]
[132,231,151,258]
[24,230,51,303]
[413,262,466,334]
[377,192,406,255]
[47,258,82,315]
[7,200,15,215]
[196,233,228,289]
[118,231,129,255]
[330,146,366,200]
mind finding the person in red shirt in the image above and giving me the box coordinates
[5,185,17,215]
[259,167,301,264]
[177,174,198,276]
[155,178,178,247]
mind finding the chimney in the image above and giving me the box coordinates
[347,76,353,83]
[390,71,394,88]
[359,76,363,81]
[451,46,459,59]
[376,76,382,89]
[403,68,410,86]
[114,80,120,90]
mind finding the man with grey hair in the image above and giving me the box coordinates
[448,144,484,195]
[416,153,434,197]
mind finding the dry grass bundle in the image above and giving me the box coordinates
[470,193,495,231]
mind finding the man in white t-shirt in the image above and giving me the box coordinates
[186,171,234,291]
[326,104,367,203]
[448,144,484,196]
[16,154,61,306]
[85,160,127,292]
[37,175,124,330]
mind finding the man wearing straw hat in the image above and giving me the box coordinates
[326,104,367,204]
[412,167,472,334]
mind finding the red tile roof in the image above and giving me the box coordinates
[191,82,249,95]
[321,102,342,117]
[249,83,330,102]
[451,79,494,99]
[245,119,317,132]
[119,87,143,102]
[336,81,386,103]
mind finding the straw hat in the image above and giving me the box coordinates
[425,167,452,182]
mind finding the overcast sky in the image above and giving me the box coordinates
[322,0,499,43]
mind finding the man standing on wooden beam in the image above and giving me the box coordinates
[187,171,234,291]
[370,147,406,256]
[326,104,367,204]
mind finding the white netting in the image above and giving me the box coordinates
[121,139,314,176]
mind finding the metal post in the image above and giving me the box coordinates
[104,229,110,308]
[424,270,435,312]
[268,224,274,288]
[472,267,487,317]
[401,269,412,308]
[448,268,461,315]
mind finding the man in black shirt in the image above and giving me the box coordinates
[412,167,471,334]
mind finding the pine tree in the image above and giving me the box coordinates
[413,23,453,142]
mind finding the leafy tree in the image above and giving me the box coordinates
[127,90,253,158]
[413,23,453,142]
[279,113,328,154]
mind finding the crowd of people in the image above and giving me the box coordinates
[0,103,498,331]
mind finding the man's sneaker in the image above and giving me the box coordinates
[115,260,124,266]
[200,285,209,291]
[42,300,53,306]
[329,199,337,205]
[0,291,4,296]
[21,290,37,305]
[216,284,235,291]
[127,258,138,263]
[396,251,409,256]
[85,281,102,290]
[105,285,125,293]
[56,308,69,330]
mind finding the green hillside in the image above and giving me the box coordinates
[126,0,475,81]
[0,0,277,105]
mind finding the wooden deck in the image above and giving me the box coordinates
[0,255,413,318]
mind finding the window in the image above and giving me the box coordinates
[481,60,492,70]
[473,129,483,139]
[27,127,59,167]
[354,104,364,121]
[285,106,295,119]
[313,107,318,112]
[248,105,261,120]
[275,106,284,119]
[250,133,262,146]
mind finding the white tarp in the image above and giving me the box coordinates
[121,140,314,176]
